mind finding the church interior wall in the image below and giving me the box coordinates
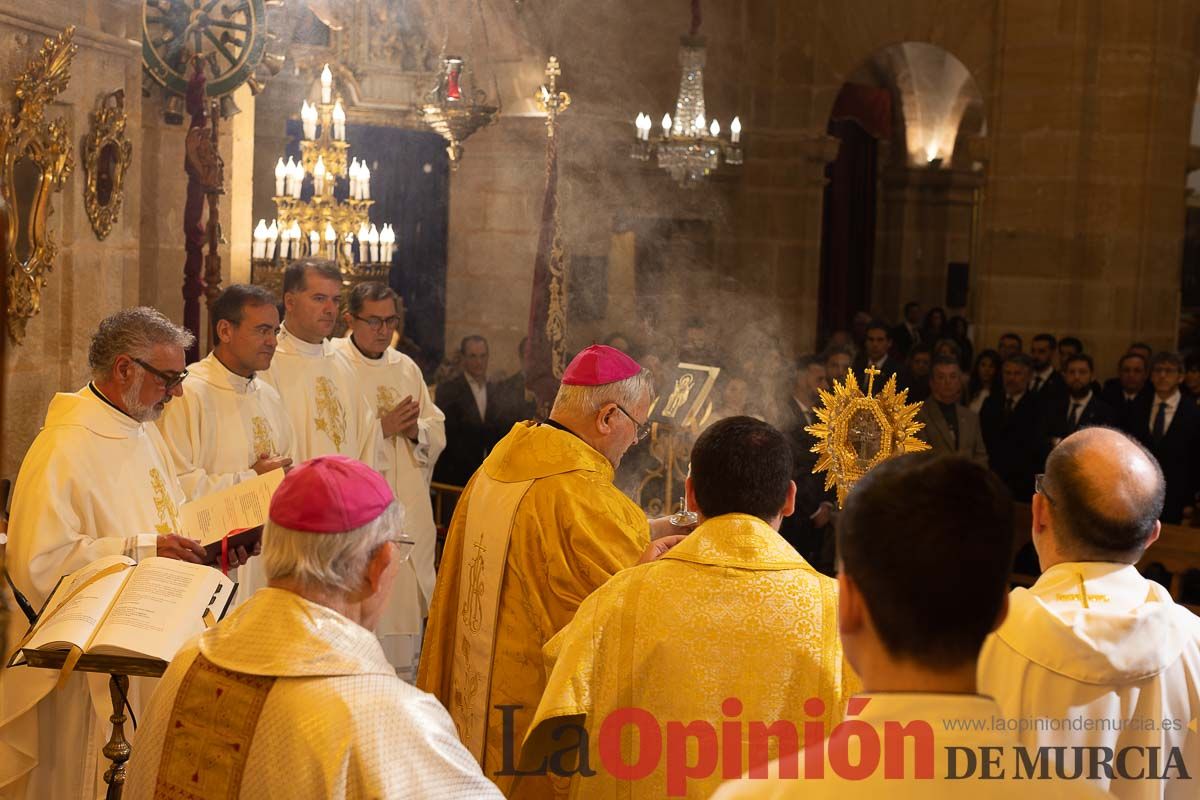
[2,0,1199,478]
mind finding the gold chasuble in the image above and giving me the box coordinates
[523,514,859,800]
[125,588,501,800]
[418,422,650,798]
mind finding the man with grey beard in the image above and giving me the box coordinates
[1,307,217,800]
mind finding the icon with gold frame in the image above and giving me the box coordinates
[806,366,930,508]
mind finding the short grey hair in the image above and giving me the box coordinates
[88,307,195,381]
[551,369,655,417]
[262,501,403,594]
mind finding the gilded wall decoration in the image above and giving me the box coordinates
[82,90,133,241]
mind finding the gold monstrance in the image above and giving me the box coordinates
[805,366,930,508]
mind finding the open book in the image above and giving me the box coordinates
[16,554,235,665]
[178,468,285,565]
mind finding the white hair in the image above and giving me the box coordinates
[550,369,655,417]
[262,501,403,594]
[88,306,194,382]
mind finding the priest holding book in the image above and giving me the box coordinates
[333,281,446,679]
[126,456,501,799]
[0,308,237,800]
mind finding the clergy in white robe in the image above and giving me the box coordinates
[334,282,446,675]
[157,285,295,605]
[125,456,501,800]
[979,427,1200,800]
[259,261,383,467]
[0,308,216,800]
[716,454,1109,800]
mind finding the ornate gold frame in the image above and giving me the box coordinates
[82,90,133,241]
[807,367,930,508]
[1,27,77,343]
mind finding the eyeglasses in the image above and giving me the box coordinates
[389,536,415,564]
[354,315,402,332]
[1034,473,1055,506]
[615,404,651,442]
[131,358,188,391]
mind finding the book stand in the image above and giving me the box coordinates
[21,649,166,800]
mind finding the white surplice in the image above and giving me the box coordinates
[331,337,445,641]
[124,588,501,800]
[0,386,187,800]
[713,693,1113,799]
[156,352,296,604]
[979,562,1200,800]
[259,324,384,467]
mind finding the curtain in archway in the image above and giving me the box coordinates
[818,83,891,343]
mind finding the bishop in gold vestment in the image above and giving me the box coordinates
[418,345,664,798]
[524,417,858,799]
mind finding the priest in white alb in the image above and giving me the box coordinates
[157,283,295,603]
[979,427,1200,800]
[0,308,243,800]
[125,455,502,800]
[259,259,383,466]
[333,281,446,678]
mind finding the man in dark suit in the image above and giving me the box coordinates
[903,343,933,402]
[1101,351,1153,433]
[980,354,1043,501]
[778,355,835,573]
[890,301,922,360]
[1045,354,1117,451]
[852,319,901,390]
[916,357,988,465]
[432,335,503,487]
[1131,352,1200,524]
[1028,332,1068,413]
[492,337,540,431]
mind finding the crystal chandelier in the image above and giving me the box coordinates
[251,64,394,289]
[630,5,742,185]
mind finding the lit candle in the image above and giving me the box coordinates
[267,219,278,259]
[289,160,304,198]
[308,229,320,256]
[662,113,672,136]
[324,222,337,259]
[361,163,371,199]
[343,232,354,263]
[301,101,317,140]
[320,63,333,104]
[289,221,302,258]
[274,157,286,196]
[634,113,644,140]
[332,100,346,141]
[380,224,395,263]
[730,116,742,144]
[252,219,267,259]
[367,224,379,263]
[710,119,720,137]
[357,223,370,262]
[313,156,326,196]
[349,158,360,199]
[694,114,705,135]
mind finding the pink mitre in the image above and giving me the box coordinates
[561,344,642,386]
[269,455,393,533]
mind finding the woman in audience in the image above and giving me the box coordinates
[947,314,974,369]
[968,349,1003,413]
[921,306,947,344]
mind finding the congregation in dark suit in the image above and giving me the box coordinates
[916,401,988,465]
[1044,393,1118,446]
[777,397,835,574]
[1101,377,1154,433]
[851,354,902,391]
[979,391,1044,501]
[432,374,503,487]
[1130,394,1200,524]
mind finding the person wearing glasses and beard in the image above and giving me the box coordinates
[333,281,446,680]
[2,307,231,799]
[419,344,690,799]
